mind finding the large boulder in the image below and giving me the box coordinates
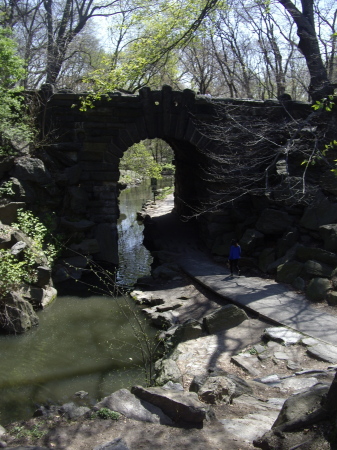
[94,388,172,424]
[273,383,329,428]
[319,224,337,252]
[303,260,334,278]
[11,157,53,185]
[306,277,331,301]
[0,202,25,225]
[203,304,248,334]
[131,385,208,423]
[240,228,264,254]
[296,245,337,266]
[0,291,39,333]
[276,261,304,284]
[154,358,183,385]
[256,208,293,235]
[300,197,337,231]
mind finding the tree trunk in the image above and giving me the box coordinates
[277,0,334,100]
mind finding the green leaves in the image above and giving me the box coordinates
[312,95,336,112]
[0,27,33,154]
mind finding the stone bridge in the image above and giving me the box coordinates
[38,86,311,267]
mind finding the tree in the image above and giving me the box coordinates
[275,0,335,100]
[0,27,32,153]
[0,0,139,88]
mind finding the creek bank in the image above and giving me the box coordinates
[2,272,337,450]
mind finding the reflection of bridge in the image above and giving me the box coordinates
[39,86,310,265]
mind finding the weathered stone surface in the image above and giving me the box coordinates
[59,402,90,420]
[34,266,52,288]
[300,197,337,231]
[154,358,183,385]
[131,385,208,423]
[0,202,25,225]
[11,157,53,185]
[0,291,39,333]
[292,276,305,291]
[319,224,337,252]
[203,304,248,334]
[263,327,302,346]
[277,230,299,258]
[10,240,27,255]
[165,320,203,347]
[307,343,337,363]
[94,389,172,424]
[304,260,334,278]
[130,290,164,306]
[240,228,264,254]
[296,245,337,266]
[327,291,337,306]
[219,412,279,443]
[306,277,331,301]
[276,261,303,284]
[273,383,329,427]
[256,208,293,235]
[231,354,261,376]
[198,376,236,404]
[94,438,130,450]
[142,309,177,329]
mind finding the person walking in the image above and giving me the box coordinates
[229,239,241,276]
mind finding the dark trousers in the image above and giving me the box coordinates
[230,259,240,275]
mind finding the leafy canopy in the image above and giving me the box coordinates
[0,27,33,154]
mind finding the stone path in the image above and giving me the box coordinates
[180,253,337,347]
[147,194,337,347]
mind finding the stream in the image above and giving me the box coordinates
[0,178,173,425]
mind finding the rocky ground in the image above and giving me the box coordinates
[2,197,337,450]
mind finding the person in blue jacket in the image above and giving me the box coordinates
[229,239,241,276]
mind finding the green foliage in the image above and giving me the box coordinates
[11,423,46,439]
[0,180,14,197]
[95,408,120,420]
[0,249,27,296]
[156,186,174,200]
[0,210,59,297]
[0,27,33,154]
[80,0,223,107]
[120,142,163,179]
[312,95,336,112]
[13,209,59,265]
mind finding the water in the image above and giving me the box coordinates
[0,178,173,425]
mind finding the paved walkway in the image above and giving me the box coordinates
[147,194,337,347]
[180,252,337,347]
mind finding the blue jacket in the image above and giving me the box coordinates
[229,245,241,260]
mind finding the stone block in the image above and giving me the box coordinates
[276,261,304,284]
[296,245,337,266]
[256,208,293,234]
[203,305,248,334]
[304,260,334,278]
[319,224,337,252]
[0,202,25,225]
[306,277,331,301]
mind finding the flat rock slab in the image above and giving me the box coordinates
[219,412,279,443]
[233,394,285,412]
[307,343,337,363]
[131,385,207,423]
[264,327,302,346]
[180,254,337,346]
[231,354,261,377]
[203,304,248,334]
[94,389,172,425]
[172,319,267,386]
[94,438,130,450]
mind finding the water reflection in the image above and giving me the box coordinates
[0,178,172,425]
